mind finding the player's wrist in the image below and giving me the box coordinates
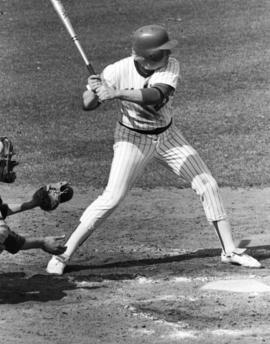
[41,238,49,251]
[23,237,44,250]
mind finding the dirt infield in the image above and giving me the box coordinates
[1,185,270,343]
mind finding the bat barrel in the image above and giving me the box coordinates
[50,0,96,75]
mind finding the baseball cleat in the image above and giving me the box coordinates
[46,255,66,275]
[221,250,262,268]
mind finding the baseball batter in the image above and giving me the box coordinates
[47,25,261,274]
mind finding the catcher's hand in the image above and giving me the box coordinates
[0,137,18,183]
[32,181,74,211]
[42,235,67,255]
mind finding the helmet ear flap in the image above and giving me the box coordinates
[147,49,166,62]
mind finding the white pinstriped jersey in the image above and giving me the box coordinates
[101,56,180,131]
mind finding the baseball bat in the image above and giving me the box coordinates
[49,0,95,75]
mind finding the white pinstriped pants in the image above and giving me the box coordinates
[80,122,227,235]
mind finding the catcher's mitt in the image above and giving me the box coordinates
[32,181,74,211]
[0,137,18,183]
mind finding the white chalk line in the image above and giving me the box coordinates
[129,311,269,340]
[125,275,270,340]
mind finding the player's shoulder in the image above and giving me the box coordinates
[152,57,180,77]
[109,56,133,68]
[166,56,180,72]
[104,56,133,74]
[103,56,133,82]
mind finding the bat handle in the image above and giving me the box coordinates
[87,64,96,76]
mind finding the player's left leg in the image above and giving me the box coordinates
[155,124,261,268]
[47,124,157,274]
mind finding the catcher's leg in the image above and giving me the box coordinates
[54,128,156,264]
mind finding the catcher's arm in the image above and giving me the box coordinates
[0,217,66,255]
[0,220,26,254]
[21,234,66,255]
[1,200,37,218]
[0,182,74,218]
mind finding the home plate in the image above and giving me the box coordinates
[201,279,270,293]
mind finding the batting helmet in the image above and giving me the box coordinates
[132,25,178,61]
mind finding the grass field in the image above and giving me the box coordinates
[1,0,270,189]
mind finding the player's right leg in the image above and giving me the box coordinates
[46,125,155,274]
[155,125,261,268]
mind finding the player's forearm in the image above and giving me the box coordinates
[21,237,45,250]
[114,89,143,103]
[114,88,162,105]
[0,200,37,219]
[5,200,36,216]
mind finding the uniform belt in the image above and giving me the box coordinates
[119,119,172,135]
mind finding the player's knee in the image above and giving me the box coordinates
[102,189,126,208]
[79,189,126,227]
[88,188,126,213]
[205,175,219,194]
[192,173,219,197]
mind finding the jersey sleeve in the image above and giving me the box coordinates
[101,63,119,88]
[149,57,180,89]
[85,62,118,91]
